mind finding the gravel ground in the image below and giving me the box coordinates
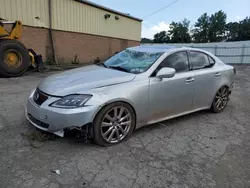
[0,66,249,188]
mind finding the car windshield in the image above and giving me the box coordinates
[103,49,163,74]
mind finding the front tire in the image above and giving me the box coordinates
[93,102,136,147]
[211,87,229,113]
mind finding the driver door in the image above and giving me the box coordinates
[148,51,194,122]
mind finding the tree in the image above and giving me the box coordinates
[146,11,249,44]
[238,17,250,41]
[169,19,191,43]
[225,17,250,41]
[192,13,210,42]
[226,22,240,41]
[208,10,227,42]
[141,38,153,43]
[192,11,227,42]
[153,31,170,43]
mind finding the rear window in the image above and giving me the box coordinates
[190,51,212,69]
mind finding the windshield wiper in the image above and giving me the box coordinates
[108,66,129,73]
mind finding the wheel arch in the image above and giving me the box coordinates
[92,99,137,129]
[217,84,230,92]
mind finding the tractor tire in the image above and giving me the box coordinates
[0,39,30,77]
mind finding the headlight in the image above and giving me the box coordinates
[50,94,92,109]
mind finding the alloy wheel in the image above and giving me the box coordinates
[214,87,229,111]
[101,106,132,144]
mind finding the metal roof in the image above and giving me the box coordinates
[74,0,142,22]
[128,45,180,53]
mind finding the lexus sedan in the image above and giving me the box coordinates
[26,45,235,146]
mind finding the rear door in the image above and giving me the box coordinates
[189,51,221,109]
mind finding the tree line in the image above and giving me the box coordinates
[141,10,250,44]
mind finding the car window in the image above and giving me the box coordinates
[157,51,189,73]
[208,56,215,66]
[190,51,211,70]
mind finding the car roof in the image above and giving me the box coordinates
[127,45,214,57]
[128,45,181,53]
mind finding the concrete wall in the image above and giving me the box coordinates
[0,0,141,41]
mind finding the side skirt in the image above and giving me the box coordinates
[136,107,210,129]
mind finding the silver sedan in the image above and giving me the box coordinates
[26,45,235,146]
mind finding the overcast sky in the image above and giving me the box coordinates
[91,0,250,39]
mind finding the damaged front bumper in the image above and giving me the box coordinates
[26,96,97,137]
[25,108,65,137]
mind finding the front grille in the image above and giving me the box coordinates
[33,89,48,105]
[28,113,49,129]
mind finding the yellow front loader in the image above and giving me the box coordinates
[0,20,36,77]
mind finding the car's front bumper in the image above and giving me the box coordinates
[26,94,98,137]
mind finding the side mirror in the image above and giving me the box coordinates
[156,67,176,79]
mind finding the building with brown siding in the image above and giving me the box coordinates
[0,0,142,64]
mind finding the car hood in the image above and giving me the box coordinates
[38,65,136,96]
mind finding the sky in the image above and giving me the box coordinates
[90,0,250,39]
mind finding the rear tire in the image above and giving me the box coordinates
[93,102,136,147]
[211,87,229,113]
[0,40,30,77]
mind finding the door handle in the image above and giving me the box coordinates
[215,72,221,77]
[186,77,194,83]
